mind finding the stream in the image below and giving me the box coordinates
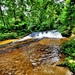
[0,31,72,75]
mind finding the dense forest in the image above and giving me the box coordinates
[0,0,75,40]
[0,0,75,73]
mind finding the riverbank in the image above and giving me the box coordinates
[0,39,19,45]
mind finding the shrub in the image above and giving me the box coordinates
[0,32,18,41]
[72,28,75,34]
[61,37,75,72]
[0,33,4,41]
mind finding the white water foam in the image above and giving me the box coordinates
[18,30,64,42]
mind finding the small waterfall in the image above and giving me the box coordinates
[18,30,64,42]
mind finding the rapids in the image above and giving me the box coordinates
[18,30,64,42]
[0,30,72,75]
[0,37,72,75]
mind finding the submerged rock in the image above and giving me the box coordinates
[0,38,71,75]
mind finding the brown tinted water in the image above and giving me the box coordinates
[0,38,72,75]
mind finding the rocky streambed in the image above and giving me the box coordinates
[0,38,72,75]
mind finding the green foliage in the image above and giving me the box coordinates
[72,28,75,34]
[62,57,75,72]
[0,0,75,40]
[0,32,18,41]
[58,0,75,36]
[0,0,75,72]
[61,38,75,72]
[62,38,75,56]
[0,33,4,41]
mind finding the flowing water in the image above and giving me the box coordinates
[17,30,64,42]
[0,31,72,75]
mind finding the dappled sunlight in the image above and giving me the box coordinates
[0,39,19,45]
